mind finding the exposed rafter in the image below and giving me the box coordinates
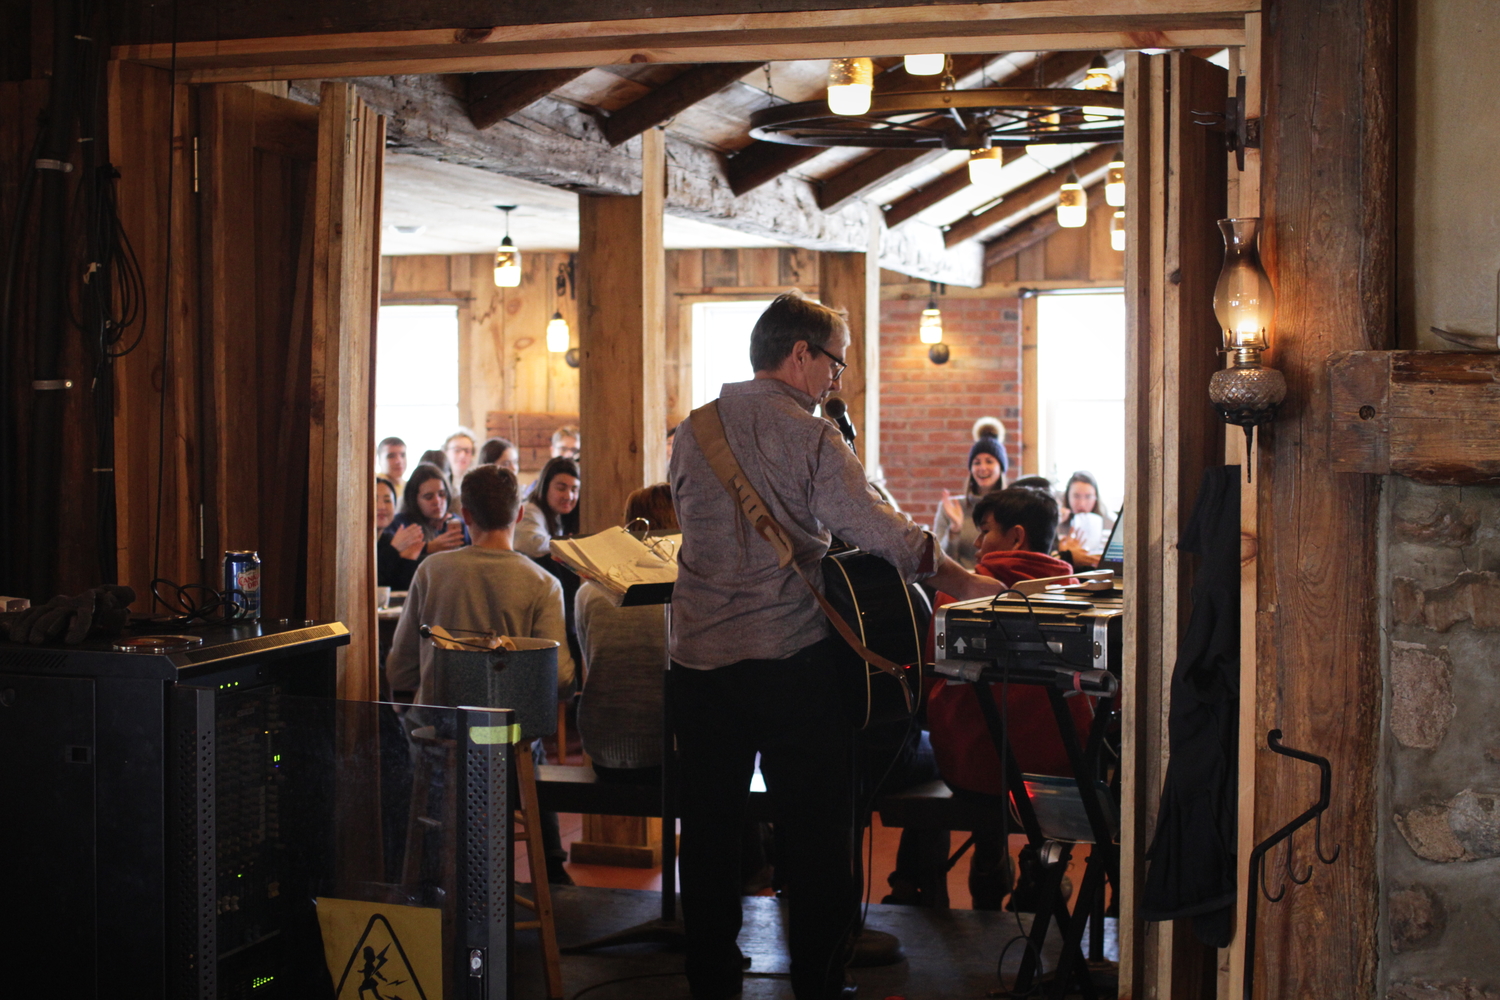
[333,74,983,285]
[982,181,1105,266]
[466,68,590,130]
[870,50,1106,227]
[602,61,763,146]
[943,142,1117,246]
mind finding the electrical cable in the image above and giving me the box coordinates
[144,576,243,627]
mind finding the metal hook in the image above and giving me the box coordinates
[1259,845,1287,903]
[1283,831,1314,885]
[1313,812,1342,866]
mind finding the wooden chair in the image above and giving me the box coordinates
[513,738,563,999]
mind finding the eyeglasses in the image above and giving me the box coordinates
[810,344,847,380]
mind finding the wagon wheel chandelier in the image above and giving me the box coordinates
[747,88,1125,150]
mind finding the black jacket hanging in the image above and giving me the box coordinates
[1140,465,1241,948]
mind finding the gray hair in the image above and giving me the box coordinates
[749,291,848,372]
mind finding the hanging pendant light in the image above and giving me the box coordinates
[1083,54,1114,92]
[919,300,943,344]
[904,53,945,77]
[1110,211,1126,251]
[492,205,521,288]
[1056,171,1087,228]
[1105,150,1126,207]
[547,258,573,353]
[546,312,570,352]
[827,57,874,116]
[968,146,1005,186]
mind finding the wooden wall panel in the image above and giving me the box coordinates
[108,61,202,606]
[307,81,384,700]
[819,242,881,472]
[199,84,319,622]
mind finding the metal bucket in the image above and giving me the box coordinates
[425,637,559,742]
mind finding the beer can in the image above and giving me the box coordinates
[223,550,262,622]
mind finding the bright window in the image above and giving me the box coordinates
[1035,291,1127,515]
[374,304,460,463]
[691,300,772,408]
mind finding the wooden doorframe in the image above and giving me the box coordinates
[106,1,1395,994]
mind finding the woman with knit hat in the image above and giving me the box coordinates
[933,416,1009,570]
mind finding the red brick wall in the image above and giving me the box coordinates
[877,297,1022,525]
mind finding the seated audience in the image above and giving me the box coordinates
[385,464,576,884]
[933,417,1008,570]
[517,456,580,558]
[925,487,1095,909]
[479,435,519,474]
[574,484,676,782]
[377,436,408,497]
[375,477,423,587]
[444,428,477,483]
[379,463,468,590]
[418,448,450,478]
[1057,470,1115,569]
[551,424,580,460]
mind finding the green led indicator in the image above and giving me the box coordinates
[273,754,281,762]
[252,975,274,988]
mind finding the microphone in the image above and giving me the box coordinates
[824,396,857,448]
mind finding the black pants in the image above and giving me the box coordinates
[670,637,857,1000]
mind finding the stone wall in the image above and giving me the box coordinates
[1382,479,1500,994]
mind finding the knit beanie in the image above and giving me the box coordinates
[969,434,1003,467]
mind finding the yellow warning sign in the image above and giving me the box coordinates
[315,897,444,1000]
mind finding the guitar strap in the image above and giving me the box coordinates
[688,400,912,711]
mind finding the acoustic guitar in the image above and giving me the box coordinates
[821,546,933,729]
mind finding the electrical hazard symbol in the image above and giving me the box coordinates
[316,897,443,1000]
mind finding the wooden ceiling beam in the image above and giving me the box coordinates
[602,61,763,146]
[981,179,1103,267]
[466,67,590,130]
[871,50,1104,226]
[943,141,1116,246]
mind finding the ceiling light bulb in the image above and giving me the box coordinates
[1056,171,1087,229]
[1105,155,1126,207]
[1110,211,1126,251]
[493,236,521,287]
[919,301,943,344]
[1083,55,1115,92]
[904,53,945,76]
[827,57,874,116]
[1025,111,1061,157]
[546,311,570,352]
[968,147,1005,186]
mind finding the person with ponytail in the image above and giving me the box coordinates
[933,416,1010,570]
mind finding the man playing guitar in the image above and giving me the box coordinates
[668,292,1005,1000]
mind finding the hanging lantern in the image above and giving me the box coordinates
[1083,54,1114,92]
[904,53,945,77]
[546,312,570,352]
[968,147,1005,186]
[1208,217,1284,475]
[492,204,521,288]
[1110,211,1126,251]
[826,57,874,116]
[1105,152,1126,207]
[1056,171,1087,228]
[919,300,943,344]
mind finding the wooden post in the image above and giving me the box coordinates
[818,210,880,473]
[577,128,667,534]
[1251,0,1392,995]
[307,82,384,700]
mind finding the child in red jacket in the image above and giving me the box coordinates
[926,485,1095,908]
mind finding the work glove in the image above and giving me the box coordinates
[1,585,136,645]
